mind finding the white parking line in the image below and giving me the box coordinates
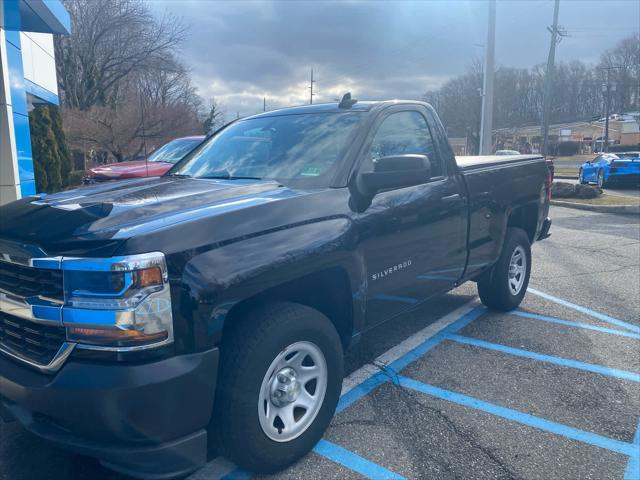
[341,299,479,395]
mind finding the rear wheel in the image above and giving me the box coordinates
[597,169,606,188]
[215,302,343,473]
[478,227,531,311]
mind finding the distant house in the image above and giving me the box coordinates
[493,115,640,155]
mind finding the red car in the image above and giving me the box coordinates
[84,136,205,183]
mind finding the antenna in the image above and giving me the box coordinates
[338,92,357,109]
[139,90,149,177]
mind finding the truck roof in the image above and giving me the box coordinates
[247,100,427,119]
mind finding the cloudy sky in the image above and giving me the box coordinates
[149,0,639,118]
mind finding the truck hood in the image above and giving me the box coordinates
[0,177,307,255]
[87,160,172,178]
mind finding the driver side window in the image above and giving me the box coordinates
[367,111,442,177]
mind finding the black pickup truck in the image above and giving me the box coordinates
[0,99,552,479]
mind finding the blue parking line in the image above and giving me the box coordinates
[337,306,487,413]
[444,333,640,383]
[624,420,640,480]
[221,468,251,480]
[396,375,639,457]
[388,306,487,372]
[512,310,640,340]
[337,371,389,413]
[528,288,640,334]
[374,294,419,304]
[313,439,406,480]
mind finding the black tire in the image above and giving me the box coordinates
[478,227,531,311]
[215,302,343,473]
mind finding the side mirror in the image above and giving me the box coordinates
[356,154,431,197]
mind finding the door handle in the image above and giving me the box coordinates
[441,193,461,204]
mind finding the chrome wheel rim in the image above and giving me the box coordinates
[258,341,327,442]
[598,171,604,187]
[508,245,527,296]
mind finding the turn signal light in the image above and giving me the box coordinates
[135,267,163,288]
[67,326,168,347]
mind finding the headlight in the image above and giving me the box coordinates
[61,252,173,350]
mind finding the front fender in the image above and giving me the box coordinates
[176,217,366,351]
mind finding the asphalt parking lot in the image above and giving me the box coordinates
[1,205,639,480]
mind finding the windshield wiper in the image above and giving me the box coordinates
[165,173,191,178]
[200,170,262,180]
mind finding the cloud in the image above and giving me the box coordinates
[151,0,639,117]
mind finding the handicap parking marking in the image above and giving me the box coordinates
[395,375,640,458]
[442,333,640,383]
[528,287,640,334]
[338,304,486,413]
[512,309,640,340]
[189,290,639,480]
[313,439,406,480]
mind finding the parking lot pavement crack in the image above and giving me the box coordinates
[369,360,522,480]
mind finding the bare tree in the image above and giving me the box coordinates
[203,98,226,135]
[598,34,640,113]
[423,34,639,140]
[63,86,201,162]
[55,0,205,163]
[55,0,187,110]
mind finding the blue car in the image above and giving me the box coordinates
[578,152,640,188]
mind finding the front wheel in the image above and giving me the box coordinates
[215,302,343,473]
[578,168,587,184]
[478,227,532,311]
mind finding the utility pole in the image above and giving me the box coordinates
[540,0,567,156]
[309,68,316,105]
[599,65,622,153]
[263,97,266,112]
[479,0,495,155]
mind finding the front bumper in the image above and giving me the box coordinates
[0,347,219,479]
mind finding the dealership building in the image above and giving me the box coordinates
[0,0,69,205]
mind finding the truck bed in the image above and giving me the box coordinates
[456,154,544,170]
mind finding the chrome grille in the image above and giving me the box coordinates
[0,260,64,301]
[0,311,66,366]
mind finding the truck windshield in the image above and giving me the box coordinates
[169,112,363,186]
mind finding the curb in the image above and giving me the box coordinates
[554,175,577,180]
[550,199,640,215]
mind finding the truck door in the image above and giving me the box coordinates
[356,107,467,328]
